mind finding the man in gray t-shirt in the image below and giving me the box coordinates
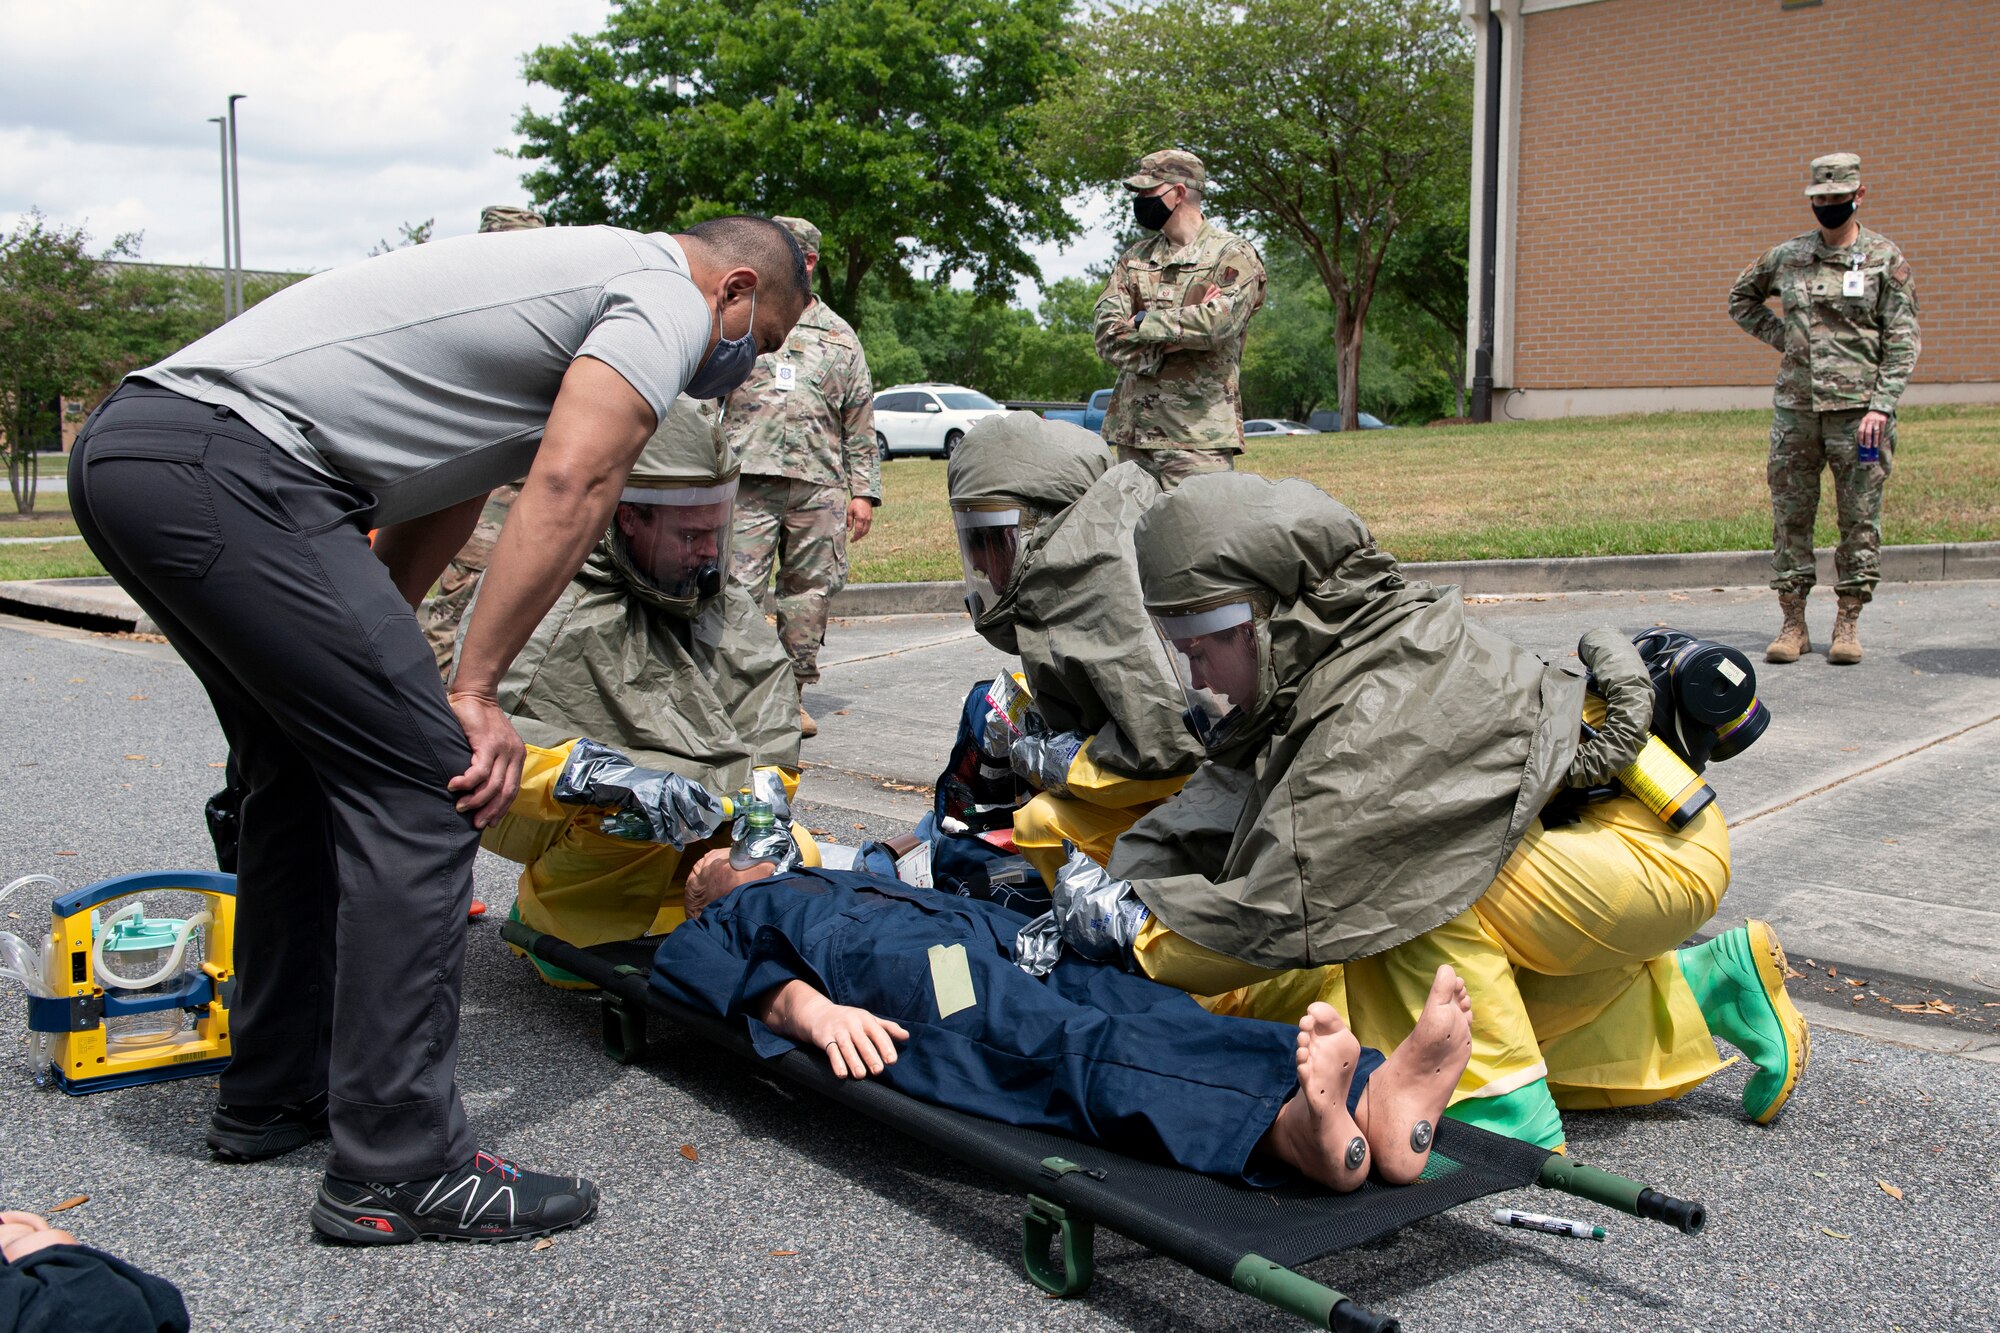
[69,214,808,1246]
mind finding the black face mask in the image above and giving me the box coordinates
[1812,199,1856,230]
[1133,191,1176,232]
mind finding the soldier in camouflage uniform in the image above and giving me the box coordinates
[421,204,548,676]
[1730,153,1920,666]
[723,216,879,738]
[1094,149,1266,489]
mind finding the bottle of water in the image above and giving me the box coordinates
[730,800,798,872]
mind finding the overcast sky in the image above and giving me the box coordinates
[0,0,1115,307]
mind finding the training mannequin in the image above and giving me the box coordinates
[665,860,1474,1190]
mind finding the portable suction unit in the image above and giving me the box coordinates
[25,870,236,1094]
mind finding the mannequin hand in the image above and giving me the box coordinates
[0,1212,77,1262]
[753,979,908,1078]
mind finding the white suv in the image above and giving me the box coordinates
[872,384,1007,459]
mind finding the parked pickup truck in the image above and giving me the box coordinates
[1043,388,1113,434]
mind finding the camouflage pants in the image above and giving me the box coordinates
[729,476,849,684]
[420,484,519,679]
[1768,407,1892,602]
[1116,445,1235,490]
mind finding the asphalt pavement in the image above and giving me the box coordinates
[1,581,1997,1331]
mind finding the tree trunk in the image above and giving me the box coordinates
[1335,310,1363,433]
[834,250,873,327]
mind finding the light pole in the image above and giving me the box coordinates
[226,93,247,318]
[208,115,234,319]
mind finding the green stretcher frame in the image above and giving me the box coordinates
[503,920,1706,1332]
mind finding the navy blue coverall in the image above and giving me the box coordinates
[649,869,1382,1181]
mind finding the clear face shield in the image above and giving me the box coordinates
[611,478,737,608]
[953,506,1021,620]
[1154,601,1263,750]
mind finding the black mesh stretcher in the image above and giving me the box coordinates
[501,922,1707,1333]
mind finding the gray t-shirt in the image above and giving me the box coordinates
[134,226,712,526]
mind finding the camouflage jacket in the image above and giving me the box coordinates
[1729,227,1921,414]
[1094,220,1266,452]
[722,298,880,500]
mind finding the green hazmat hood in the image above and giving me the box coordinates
[492,398,798,788]
[1117,473,1584,967]
[946,411,1108,514]
[945,411,1111,654]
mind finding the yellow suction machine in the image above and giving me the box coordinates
[12,870,236,1094]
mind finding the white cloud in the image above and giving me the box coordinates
[0,0,611,272]
[1,0,1125,307]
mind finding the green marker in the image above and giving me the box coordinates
[1493,1208,1607,1241]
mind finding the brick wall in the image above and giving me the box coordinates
[1511,0,1999,390]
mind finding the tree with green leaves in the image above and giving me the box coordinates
[0,211,133,511]
[514,0,1081,321]
[1034,0,1471,431]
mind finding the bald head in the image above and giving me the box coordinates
[683,215,810,306]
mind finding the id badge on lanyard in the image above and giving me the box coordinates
[1843,245,1867,298]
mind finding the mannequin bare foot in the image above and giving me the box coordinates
[1263,1002,1370,1192]
[1356,964,1472,1184]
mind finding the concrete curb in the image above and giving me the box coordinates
[827,540,2000,617]
[5,541,1996,631]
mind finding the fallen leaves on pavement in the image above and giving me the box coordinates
[678,1144,699,1162]
[532,1237,555,1252]
[1878,1180,1904,1201]
[1819,1228,1851,1240]
[49,1196,88,1213]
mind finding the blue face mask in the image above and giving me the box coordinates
[683,289,758,398]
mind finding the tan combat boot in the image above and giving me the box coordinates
[1765,592,1810,664]
[1828,595,1864,665]
[799,704,819,738]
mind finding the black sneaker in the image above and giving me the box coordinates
[310,1150,599,1244]
[208,1091,330,1162]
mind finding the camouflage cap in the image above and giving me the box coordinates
[772,215,820,257]
[1803,153,1862,199]
[480,205,547,233]
[1123,149,1205,193]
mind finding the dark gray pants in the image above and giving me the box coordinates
[70,384,477,1180]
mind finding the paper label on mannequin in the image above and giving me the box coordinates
[928,944,977,1019]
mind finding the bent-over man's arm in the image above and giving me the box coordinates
[447,355,659,826]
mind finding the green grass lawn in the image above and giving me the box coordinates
[851,404,2000,582]
[7,407,1995,587]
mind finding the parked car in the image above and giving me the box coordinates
[1241,418,1318,437]
[873,384,1008,458]
[1044,388,1114,435]
[1304,409,1394,432]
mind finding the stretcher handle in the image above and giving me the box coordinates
[1231,1255,1398,1332]
[1536,1156,1707,1235]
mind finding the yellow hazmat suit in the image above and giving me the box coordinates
[1114,474,1773,1148]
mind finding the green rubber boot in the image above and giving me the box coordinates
[505,902,598,992]
[1677,920,1809,1124]
[1442,1077,1566,1151]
